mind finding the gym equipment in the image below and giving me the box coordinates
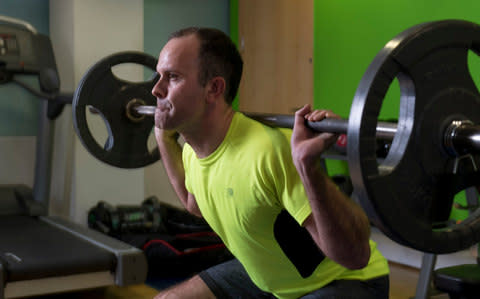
[88,197,166,236]
[72,52,159,168]
[347,20,480,255]
[0,16,147,299]
[71,20,480,255]
[411,188,480,299]
[87,198,233,279]
[88,196,211,236]
[434,264,480,299]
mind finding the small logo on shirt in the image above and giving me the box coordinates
[226,188,234,197]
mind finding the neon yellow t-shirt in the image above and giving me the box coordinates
[183,112,389,299]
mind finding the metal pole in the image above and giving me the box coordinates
[133,105,397,140]
[245,112,397,140]
[33,100,54,215]
[414,253,437,299]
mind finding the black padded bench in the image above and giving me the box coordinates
[434,264,480,299]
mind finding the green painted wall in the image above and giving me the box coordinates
[313,1,480,116]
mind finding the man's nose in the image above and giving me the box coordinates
[152,75,166,99]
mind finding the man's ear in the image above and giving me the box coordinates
[206,77,226,103]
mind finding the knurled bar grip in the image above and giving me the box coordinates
[245,113,397,140]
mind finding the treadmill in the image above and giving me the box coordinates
[0,16,147,299]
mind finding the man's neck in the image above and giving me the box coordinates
[182,107,235,158]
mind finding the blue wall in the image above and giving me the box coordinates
[144,0,229,58]
[0,0,49,136]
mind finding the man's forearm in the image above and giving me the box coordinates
[299,160,371,269]
[157,136,190,210]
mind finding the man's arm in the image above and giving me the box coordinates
[291,105,370,270]
[155,127,202,217]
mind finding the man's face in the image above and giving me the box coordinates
[152,34,206,131]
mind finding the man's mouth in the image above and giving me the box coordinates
[157,101,172,112]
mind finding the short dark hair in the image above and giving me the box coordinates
[169,27,243,105]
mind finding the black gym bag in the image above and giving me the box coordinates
[140,231,233,277]
[88,197,233,278]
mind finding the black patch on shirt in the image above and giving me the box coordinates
[273,210,325,278]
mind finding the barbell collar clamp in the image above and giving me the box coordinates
[444,120,480,157]
[126,98,147,122]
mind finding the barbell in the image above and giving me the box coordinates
[132,104,480,156]
[72,19,480,254]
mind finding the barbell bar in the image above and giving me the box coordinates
[133,104,399,139]
[132,104,480,157]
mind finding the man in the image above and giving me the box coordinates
[153,27,389,299]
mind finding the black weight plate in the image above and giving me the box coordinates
[72,51,160,168]
[348,20,480,253]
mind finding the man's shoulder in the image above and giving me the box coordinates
[233,113,292,159]
[236,112,291,141]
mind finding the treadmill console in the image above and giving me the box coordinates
[0,33,19,56]
[0,16,59,92]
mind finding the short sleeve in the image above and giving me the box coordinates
[262,127,312,225]
[182,143,194,194]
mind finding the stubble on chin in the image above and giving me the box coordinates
[155,107,176,130]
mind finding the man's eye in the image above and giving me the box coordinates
[169,73,178,80]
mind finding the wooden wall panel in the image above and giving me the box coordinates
[238,0,313,114]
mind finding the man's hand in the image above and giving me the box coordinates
[291,104,340,166]
[155,127,179,146]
